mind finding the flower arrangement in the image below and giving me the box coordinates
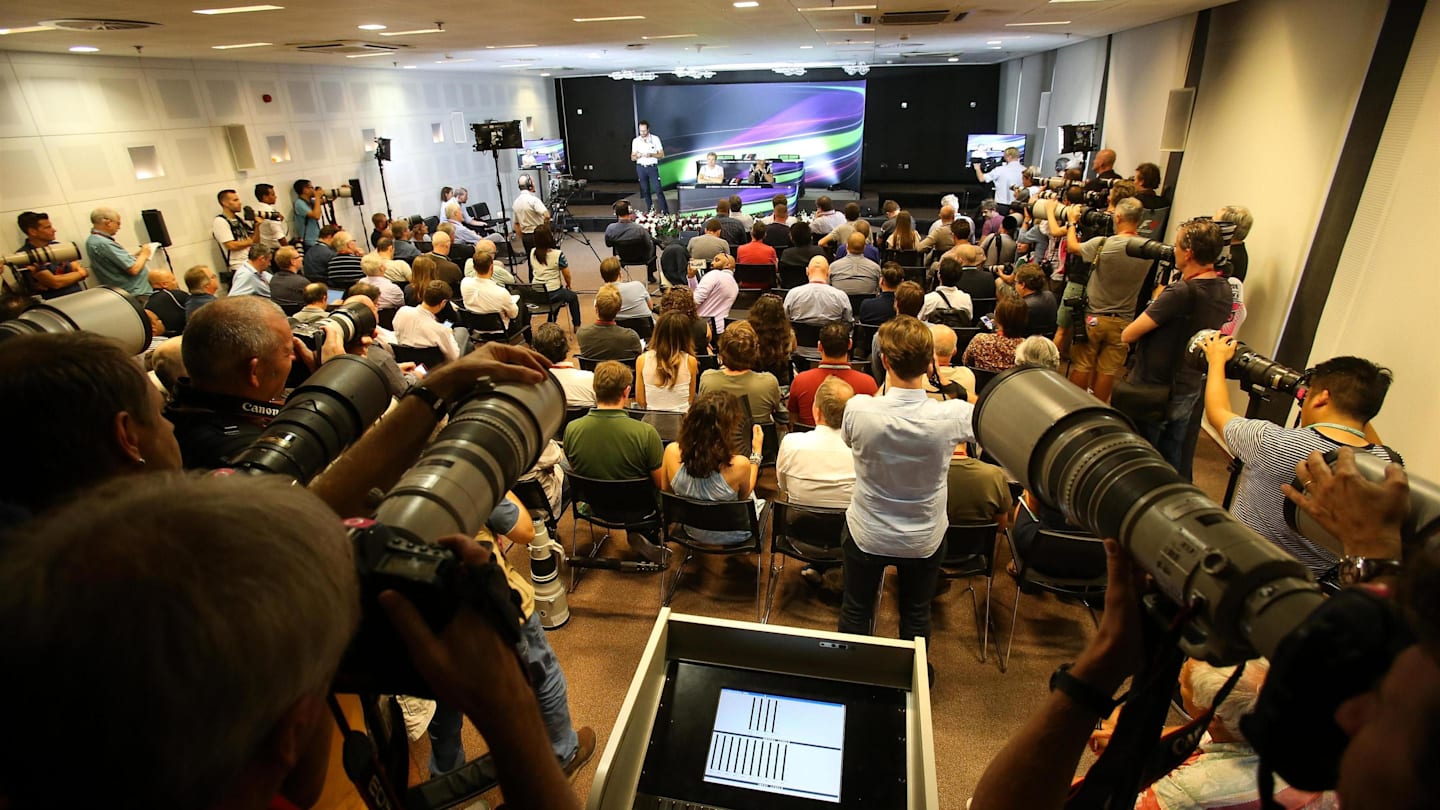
[635,211,708,241]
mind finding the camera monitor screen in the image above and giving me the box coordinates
[518,138,566,171]
[703,689,846,803]
[967,133,1027,173]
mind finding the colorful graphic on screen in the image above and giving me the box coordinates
[966,133,1027,174]
[636,81,866,191]
[518,138,566,171]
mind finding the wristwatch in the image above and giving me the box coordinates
[1049,663,1122,716]
[403,384,447,416]
[1336,556,1403,586]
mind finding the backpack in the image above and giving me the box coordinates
[927,289,971,329]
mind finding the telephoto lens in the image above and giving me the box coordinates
[327,184,353,199]
[0,286,149,354]
[974,366,1324,663]
[227,354,393,483]
[1125,238,1176,264]
[1186,329,1307,395]
[1284,448,1440,555]
[2,241,81,268]
[290,299,377,354]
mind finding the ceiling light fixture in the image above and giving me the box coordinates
[773,66,806,76]
[434,58,472,63]
[986,39,1002,44]
[816,27,872,32]
[1049,0,1104,3]
[193,4,284,14]
[641,33,698,39]
[357,23,386,30]
[401,65,416,69]
[733,1,760,7]
[211,41,271,49]
[1005,20,1070,26]
[799,45,814,49]
[68,45,99,52]
[485,43,537,49]
[380,26,444,36]
[827,40,873,45]
[990,45,1003,49]
[796,3,876,9]
[0,26,55,35]
[345,51,389,58]
[947,56,959,62]
[574,15,646,22]
[608,69,658,80]
[842,63,869,76]
[540,72,551,76]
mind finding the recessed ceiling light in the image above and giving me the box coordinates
[211,41,271,49]
[816,27,872,32]
[0,26,55,35]
[193,4,284,14]
[987,40,1002,44]
[947,56,959,62]
[401,65,416,69]
[345,51,389,58]
[485,43,537,49]
[990,45,1003,49]
[379,27,443,36]
[733,1,760,7]
[68,45,99,52]
[797,3,876,9]
[573,15,645,22]
[540,72,551,76]
[826,40,873,45]
[641,33,698,39]
[357,23,386,31]
[434,58,472,63]
[799,45,814,49]
[1006,20,1070,26]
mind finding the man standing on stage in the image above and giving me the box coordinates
[630,120,669,214]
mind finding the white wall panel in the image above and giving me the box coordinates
[0,138,61,212]
[1103,15,1196,176]
[1041,38,1107,173]
[0,62,38,139]
[152,74,207,126]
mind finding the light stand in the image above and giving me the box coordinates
[373,137,393,220]
[472,120,525,281]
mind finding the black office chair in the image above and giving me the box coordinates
[658,491,768,618]
[454,307,512,345]
[968,367,999,394]
[971,297,998,320]
[278,302,304,316]
[577,355,638,372]
[901,265,927,287]
[616,317,654,342]
[378,307,397,331]
[777,264,808,289]
[763,497,847,623]
[565,472,663,593]
[612,238,656,282]
[847,293,876,315]
[392,345,448,368]
[734,263,778,290]
[791,320,824,351]
[886,249,922,267]
[850,322,880,362]
[625,407,683,443]
[1003,514,1109,670]
[696,354,720,373]
[953,326,985,360]
[940,522,1005,670]
[506,282,563,324]
[450,241,475,268]
[423,216,440,235]
[558,405,590,445]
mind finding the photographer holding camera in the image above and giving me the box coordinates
[292,179,326,248]
[214,189,262,277]
[1201,334,1401,580]
[7,211,88,299]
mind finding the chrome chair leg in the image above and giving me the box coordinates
[763,554,786,625]
[1002,586,1023,672]
[662,549,694,606]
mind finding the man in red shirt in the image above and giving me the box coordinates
[737,221,777,266]
[788,321,878,425]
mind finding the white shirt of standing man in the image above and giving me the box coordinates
[630,122,664,167]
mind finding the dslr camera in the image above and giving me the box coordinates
[289,299,376,355]
[1186,329,1307,396]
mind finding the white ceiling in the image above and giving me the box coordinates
[0,0,1226,77]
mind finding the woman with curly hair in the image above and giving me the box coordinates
[660,391,766,545]
[746,294,796,384]
[636,311,698,412]
[659,286,711,355]
[697,321,783,425]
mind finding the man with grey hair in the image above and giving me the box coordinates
[443,200,483,246]
[1014,335,1061,370]
[326,231,365,290]
[467,238,518,286]
[85,207,155,297]
[1215,204,1254,282]
[0,473,581,810]
[778,375,858,509]
[361,251,405,312]
[228,243,274,298]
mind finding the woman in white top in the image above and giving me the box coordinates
[529,224,581,328]
[636,311,698,412]
[697,152,726,184]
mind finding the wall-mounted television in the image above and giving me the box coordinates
[518,138,566,171]
[965,133,1027,173]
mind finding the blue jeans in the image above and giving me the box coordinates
[1135,389,1203,479]
[547,287,582,328]
[636,164,668,213]
[426,611,579,776]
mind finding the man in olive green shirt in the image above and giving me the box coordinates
[563,361,668,563]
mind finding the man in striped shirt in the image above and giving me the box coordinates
[1200,334,1398,579]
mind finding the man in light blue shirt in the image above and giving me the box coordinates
[841,315,975,646]
[228,245,273,298]
[291,179,324,247]
[443,202,482,245]
[84,207,154,297]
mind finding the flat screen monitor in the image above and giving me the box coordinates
[518,138,566,171]
[703,689,846,803]
[966,133,1027,173]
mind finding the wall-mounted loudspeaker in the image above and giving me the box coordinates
[141,209,172,248]
[1160,88,1197,152]
[347,178,365,206]
[223,124,257,172]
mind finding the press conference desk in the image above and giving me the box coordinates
[676,182,803,217]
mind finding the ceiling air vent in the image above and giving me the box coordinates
[39,18,161,31]
[291,40,406,56]
[856,9,962,25]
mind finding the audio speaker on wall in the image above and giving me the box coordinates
[141,209,173,248]
[223,124,257,172]
[1160,88,1197,152]
[347,178,365,206]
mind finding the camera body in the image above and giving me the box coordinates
[254,209,283,222]
[1186,329,1307,395]
[289,299,376,354]
[1127,238,1177,265]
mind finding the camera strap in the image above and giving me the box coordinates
[326,694,408,810]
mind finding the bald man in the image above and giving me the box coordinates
[1087,148,1120,192]
[784,256,854,360]
[144,269,191,336]
[830,231,882,295]
[428,231,463,288]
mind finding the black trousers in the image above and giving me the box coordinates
[838,529,946,643]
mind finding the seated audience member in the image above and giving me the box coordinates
[978,199,1003,240]
[636,311,698,412]
[147,337,187,398]
[144,269,190,336]
[471,239,517,286]
[885,210,922,252]
[783,256,854,340]
[689,219,732,265]
[980,215,1019,266]
[747,295,797,382]
[603,201,656,280]
[325,232,365,289]
[777,376,858,508]
[661,390,767,545]
[394,281,470,362]
[563,361,669,563]
[714,199,747,247]
[840,316,976,647]
[660,286,712,356]
[945,442,1011,529]
[778,222,825,285]
[0,473,580,810]
[268,247,308,311]
[788,321,878,426]
[818,202,863,248]
[919,259,974,326]
[809,195,845,237]
[689,252,738,337]
[443,201,482,245]
[529,225,582,329]
[836,220,883,262]
[729,195,754,230]
[737,221,778,267]
[301,224,339,282]
[1015,334,1061,370]
[871,279,926,387]
[859,263,905,325]
[963,296,1028,372]
[427,231,464,289]
[1015,265,1058,337]
[698,321,783,425]
[577,286,643,361]
[926,324,977,399]
[951,246,999,301]
[293,283,331,323]
[370,211,389,249]
[762,193,788,224]
[599,256,653,321]
[1009,487,1090,572]
[85,207,154,297]
[373,237,411,283]
[229,244,274,298]
[405,255,458,324]
[532,322,595,406]
[334,293,415,396]
[411,220,433,251]
[829,232,882,295]
[763,202,793,251]
[361,252,405,312]
[460,252,520,328]
[932,199,976,243]
[389,220,421,262]
[659,237,689,289]
[183,265,219,318]
[878,199,901,245]
[918,205,959,254]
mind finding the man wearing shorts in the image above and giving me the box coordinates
[1054,197,1151,403]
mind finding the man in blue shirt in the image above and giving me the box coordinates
[183,265,219,317]
[291,179,325,247]
[840,315,975,648]
[10,211,88,299]
[229,245,274,298]
[84,207,154,298]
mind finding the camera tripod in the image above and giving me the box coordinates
[549,193,601,263]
